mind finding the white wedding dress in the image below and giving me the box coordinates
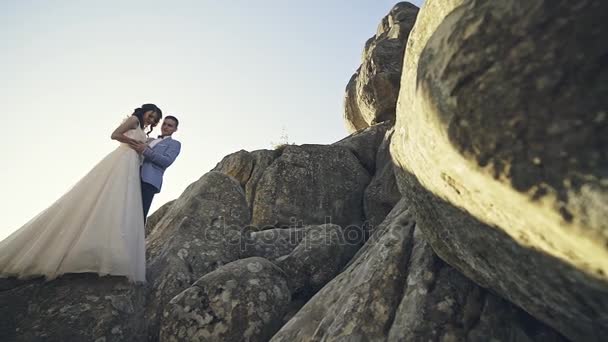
[0,123,147,283]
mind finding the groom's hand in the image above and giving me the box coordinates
[129,141,148,154]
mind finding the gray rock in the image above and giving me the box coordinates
[0,274,146,342]
[159,257,290,342]
[244,149,278,209]
[252,144,370,228]
[343,2,419,132]
[391,0,608,340]
[388,228,566,342]
[275,224,360,297]
[333,121,391,174]
[241,227,310,261]
[270,200,415,341]
[212,149,255,187]
[145,171,251,341]
[270,200,565,341]
[343,69,368,133]
[146,200,175,237]
[363,127,401,232]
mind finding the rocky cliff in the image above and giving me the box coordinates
[1,1,606,341]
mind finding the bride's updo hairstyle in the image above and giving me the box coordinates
[132,104,163,136]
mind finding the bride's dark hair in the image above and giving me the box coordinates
[132,104,162,136]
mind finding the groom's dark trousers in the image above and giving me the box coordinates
[141,181,158,223]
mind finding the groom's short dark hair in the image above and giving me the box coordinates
[165,116,179,127]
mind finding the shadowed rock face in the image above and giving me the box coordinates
[276,224,360,298]
[333,121,391,174]
[0,274,146,342]
[391,2,608,339]
[343,2,419,133]
[270,200,565,342]
[145,171,251,341]
[363,127,401,232]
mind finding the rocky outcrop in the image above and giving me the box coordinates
[244,150,277,208]
[0,274,146,342]
[146,200,175,236]
[271,199,563,341]
[363,127,401,231]
[275,224,359,297]
[269,200,415,342]
[212,149,255,187]
[387,228,566,342]
[212,149,278,210]
[390,0,608,340]
[145,171,251,340]
[252,144,370,228]
[343,2,419,132]
[160,257,290,342]
[241,227,309,261]
[333,121,391,174]
[4,1,603,341]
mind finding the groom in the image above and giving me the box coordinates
[130,116,181,221]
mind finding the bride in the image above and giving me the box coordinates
[0,104,162,283]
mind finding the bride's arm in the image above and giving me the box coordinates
[111,116,140,144]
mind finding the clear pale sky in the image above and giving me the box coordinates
[0,0,424,240]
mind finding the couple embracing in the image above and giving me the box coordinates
[0,104,180,283]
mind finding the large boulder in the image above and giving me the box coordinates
[275,224,359,297]
[252,144,370,229]
[391,0,608,340]
[343,2,419,132]
[212,149,278,211]
[244,150,277,208]
[159,257,290,342]
[270,200,415,341]
[333,121,391,174]
[241,227,310,261]
[387,228,566,342]
[145,171,251,341]
[0,274,146,342]
[212,149,255,187]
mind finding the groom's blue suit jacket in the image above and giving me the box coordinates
[141,137,181,193]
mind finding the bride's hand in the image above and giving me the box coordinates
[128,141,147,154]
[124,137,140,145]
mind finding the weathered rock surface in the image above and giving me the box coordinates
[391,0,608,340]
[241,227,310,261]
[160,257,290,342]
[0,274,146,342]
[212,149,255,187]
[333,120,391,174]
[145,171,251,340]
[388,228,566,342]
[271,200,566,341]
[363,127,401,231]
[212,149,278,210]
[244,150,277,208]
[343,2,419,132]
[252,144,370,228]
[146,200,175,236]
[270,200,415,341]
[276,224,360,297]
[343,70,368,133]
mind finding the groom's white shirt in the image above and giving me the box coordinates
[148,136,169,149]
